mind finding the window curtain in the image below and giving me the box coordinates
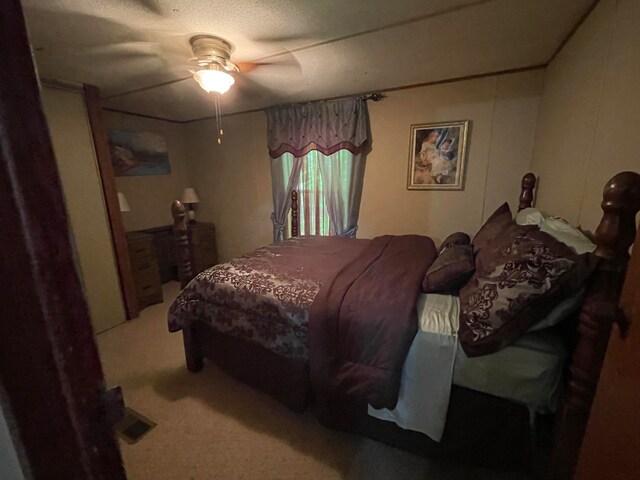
[267,97,370,241]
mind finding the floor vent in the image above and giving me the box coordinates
[115,407,156,444]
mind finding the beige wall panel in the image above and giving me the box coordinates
[579,0,640,231]
[184,112,273,262]
[482,70,544,222]
[105,112,191,232]
[358,77,496,243]
[42,87,125,333]
[530,0,614,224]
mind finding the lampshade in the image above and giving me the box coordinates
[117,192,131,212]
[192,69,235,94]
[181,187,200,204]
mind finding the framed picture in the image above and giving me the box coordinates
[108,130,171,176]
[407,120,470,190]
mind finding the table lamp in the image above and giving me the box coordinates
[181,187,200,223]
[117,192,131,212]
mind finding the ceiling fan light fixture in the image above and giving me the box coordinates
[192,67,235,94]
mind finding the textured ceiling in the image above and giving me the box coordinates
[22,0,594,121]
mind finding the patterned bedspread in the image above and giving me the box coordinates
[168,236,368,360]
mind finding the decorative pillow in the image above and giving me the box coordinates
[472,203,513,255]
[459,223,598,357]
[422,244,475,294]
[439,232,471,253]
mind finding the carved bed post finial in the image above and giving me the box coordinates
[171,200,193,289]
[593,171,640,263]
[549,171,640,480]
[518,173,536,211]
[291,190,299,237]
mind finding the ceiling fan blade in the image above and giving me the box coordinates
[249,33,316,44]
[131,0,163,15]
[237,50,302,75]
[233,74,277,101]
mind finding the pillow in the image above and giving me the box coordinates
[439,232,471,253]
[472,203,513,255]
[459,222,598,357]
[515,208,596,254]
[515,207,545,226]
[540,218,596,255]
[422,244,475,294]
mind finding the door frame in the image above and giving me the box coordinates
[84,83,139,320]
[0,1,126,478]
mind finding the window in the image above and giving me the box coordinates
[290,150,330,236]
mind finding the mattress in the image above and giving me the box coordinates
[453,327,567,412]
[406,292,567,413]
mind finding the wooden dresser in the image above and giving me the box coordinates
[127,232,163,309]
[131,222,218,288]
[187,222,218,274]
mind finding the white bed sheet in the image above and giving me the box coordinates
[368,293,567,441]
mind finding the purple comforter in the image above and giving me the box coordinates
[168,236,367,359]
[309,235,437,409]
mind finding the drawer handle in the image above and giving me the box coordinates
[138,262,150,270]
[142,285,154,292]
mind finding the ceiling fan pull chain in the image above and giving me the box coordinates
[213,94,223,145]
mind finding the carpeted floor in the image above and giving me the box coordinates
[97,281,530,480]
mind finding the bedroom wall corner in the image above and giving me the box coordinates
[103,112,192,232]
[41,86,125,334]
[530,0,640,232]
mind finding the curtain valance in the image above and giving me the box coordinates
[266,98,369,158]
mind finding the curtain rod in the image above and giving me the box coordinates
[360,93,385,102]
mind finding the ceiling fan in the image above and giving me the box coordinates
[188,35,239,95]
[187,34,302,99]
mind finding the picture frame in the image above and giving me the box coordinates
[108,130,171,177]
[406,120,470,190]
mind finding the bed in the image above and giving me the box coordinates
[168,172,640,477]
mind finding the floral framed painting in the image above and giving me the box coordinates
[407,120,470,190]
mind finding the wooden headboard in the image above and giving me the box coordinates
[170,171,640,479]
[549,171,640,479]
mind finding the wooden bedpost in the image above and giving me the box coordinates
[171,200,203,372]
[549,171,640,480]
[518,173,536,211]
[291,190,299,237]
[171,200,193,289]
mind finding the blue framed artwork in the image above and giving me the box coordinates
[109,130,171,176]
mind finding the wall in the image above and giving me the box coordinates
[530,0,640,232]
[186,69,543,260]
[105,112,192,232]
[185,112,273,261]
[360,70,543,242]
[0,402,25,480]
[42,87,125,334]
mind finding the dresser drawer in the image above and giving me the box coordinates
[127,231,163,309]
[130,254,157,274]
[189,225,216,245]
[135,277,161,298]
[128,239,153,258]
